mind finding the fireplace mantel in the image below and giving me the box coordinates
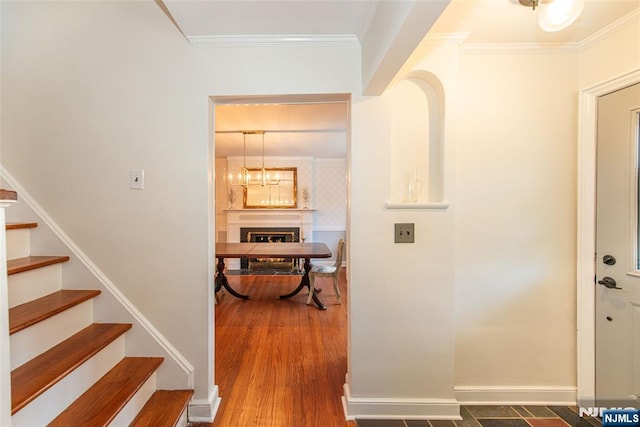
[225,209,315,269]
[224,209,316,213]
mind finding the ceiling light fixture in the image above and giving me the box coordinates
[519,0,545,10]
[519,0,584,32]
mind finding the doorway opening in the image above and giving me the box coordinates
[209,93,351,424]
[577,71,640,408]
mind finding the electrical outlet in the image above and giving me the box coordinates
[394,223,415,243]
[130,169,144,190]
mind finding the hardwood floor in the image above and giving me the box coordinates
[204,269,356,427]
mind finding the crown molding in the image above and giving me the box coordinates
[460,42,579,54]
[446,7,639,54]
[577,7,640,51]
[356,1,380,43]
[422,32,470,45]
[188,34,360,48]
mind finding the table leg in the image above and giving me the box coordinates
[279,257,326,310]
[215,257,249,300]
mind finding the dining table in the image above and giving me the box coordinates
[214,242,333,309]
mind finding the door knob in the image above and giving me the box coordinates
[597,277,622,289]
[602,255,616,265]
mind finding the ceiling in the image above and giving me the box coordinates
[431,0,639,44]
[160,0,639,158]
[162,0,639,45]
[162,0,378,40]
[214,100,349,158]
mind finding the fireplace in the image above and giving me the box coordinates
[240,227,300,270]
[224,209,314,270]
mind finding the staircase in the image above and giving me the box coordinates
[6,221,193,426]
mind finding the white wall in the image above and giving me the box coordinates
[347,86,457,417]
[455,50,579,393]
[451,10,639,401]
[1,0,214,410]
[2,1,459,418]
[4,0,635,422]
[578,11,640,89]
[575,10,640,406]
[0,0,360,418]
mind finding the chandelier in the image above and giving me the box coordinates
[240,131,266,187]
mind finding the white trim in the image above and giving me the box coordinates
[577,69,640,407]
[460,42,579,54]
[455,386,577,405]
[0,201,15,427]
[384,201,450,210]
[212,93,350,105]
[356,0,378,43]
[422,32,470,45]
[226,155,316,162]
[578,8,640,51]
[188,386,221,423]
[627,109,640,275]
[224,208,316,213]
[458,8,640,54]
[188,34,360,48]
[342,383,461,421]
[0,166,195,384]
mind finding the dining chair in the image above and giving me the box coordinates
[307,239,345,305]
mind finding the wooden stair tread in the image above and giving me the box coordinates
[130,389,194,427]
[0,189,17,201]
[6,221,38,230]
[9,289,101,335]
[48,357,164,427]
[8,255,70,275]
[11,323,132,414]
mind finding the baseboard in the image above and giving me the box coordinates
[455,386,577,405]
[188,386,221,423]
[342,383,461,420]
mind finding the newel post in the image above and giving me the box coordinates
[0,189,17,426]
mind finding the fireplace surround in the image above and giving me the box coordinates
[240,227,300,270]
[225,209,315,270]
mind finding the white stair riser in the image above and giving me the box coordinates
[176,406,189,427]
[108,374,157,427]
[6,229,30,260]
[11,335,126,427]
[10,300,94,369]
[8,264,62,308]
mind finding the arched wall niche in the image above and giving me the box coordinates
[386,70,447,209]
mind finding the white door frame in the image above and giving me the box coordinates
[577,69,640,407]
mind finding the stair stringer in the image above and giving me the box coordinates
[1,168,195,392]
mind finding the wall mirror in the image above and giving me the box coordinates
[243,167,297,208]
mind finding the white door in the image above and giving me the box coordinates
[595,82,640,407]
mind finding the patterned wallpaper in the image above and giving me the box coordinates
[313,159,346,228]
[215,157,347,236]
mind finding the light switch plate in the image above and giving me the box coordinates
[130,169,144,190]
[394,223,415,243]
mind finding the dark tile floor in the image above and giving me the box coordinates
[356,406,602,427]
